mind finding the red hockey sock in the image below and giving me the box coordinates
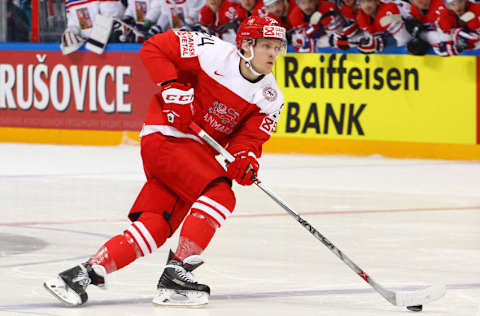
[89,232,140,273]
[89,212,171,273]
[175,180,235,260]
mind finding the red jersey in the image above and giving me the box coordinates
[340,3,356,22]
[199,0,247,30]
[139,30,284,157]
[250,0,267,16]
[438,2,480,33]
[288,0,341,33]
[410,0,446,26]
[356,2,402,34]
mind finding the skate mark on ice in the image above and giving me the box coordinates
[0,283,479,310]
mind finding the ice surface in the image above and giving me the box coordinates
[0,143,479,316]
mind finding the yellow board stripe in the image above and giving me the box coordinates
[264,136,480,161]
[1,127,479,160]
[0,127,140,146]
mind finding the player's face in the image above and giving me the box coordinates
[251,38,284,74]
[359,0,378,16]
[267,0,287,17]
[297,0,318,16]
[446,0,467,15]
[206,0,221,9]
[343,0,356,7]
[241,0,257,11]
[412,0,431,10]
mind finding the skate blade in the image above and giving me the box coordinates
[152,288,209,307]
[43,277,83,307]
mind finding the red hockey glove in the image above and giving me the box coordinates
[161,82,194,133]
[226,150,259,186]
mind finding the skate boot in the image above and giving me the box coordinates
[152,250,210,306]
[44,262,107,306]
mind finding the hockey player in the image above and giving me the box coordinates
[120,0,163,40]
[44,15,286,307]
[61,0,125,54]
[199,0,247,43]
[404,0,448,55]
[262,0,295,30]
[288,0,343,52]
[328,0,359,50]
[354,0,411,53]
[240,0,267,16]
[435,0,480,54]
[156,0,204,31]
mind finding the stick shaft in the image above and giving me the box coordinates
[189,122,394,303]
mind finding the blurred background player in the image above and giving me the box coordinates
[156,0,204,31]
[118,0,163,41]
[404,0,448,55]
[328,0,359,50]
[288,0,343,52]
[262,0,295,30]
[199,0,247,43]
[43,15,287,308]
[7,0,30,42]
[435,0,480,54]
[354,0,411,53]
[61,0,125,54]
[239,0,266,16]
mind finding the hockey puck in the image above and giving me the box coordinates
[406,305,423,312]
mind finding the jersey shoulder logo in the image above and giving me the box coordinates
[263,87,277,102]
[174,31,198,57]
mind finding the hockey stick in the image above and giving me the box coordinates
[189,122,446,312]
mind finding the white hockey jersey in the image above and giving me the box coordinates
[123,0,162,25]
[65,0,125,38]
[156,0,205,31]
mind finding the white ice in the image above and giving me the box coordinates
[0,143,479,316]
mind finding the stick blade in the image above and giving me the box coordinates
[395,284,446,306]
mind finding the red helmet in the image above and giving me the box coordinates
[235,16,287,50]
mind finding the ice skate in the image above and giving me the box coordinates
[44,262,107,306]
[153,250,210,306]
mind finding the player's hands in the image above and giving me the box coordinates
[453,28,478,52]
[60,27,84,55]
[357,33,384,54]
[226,150,259,186]
[291,29,316,52]
[329,32,350,50]
[161,82,195,133]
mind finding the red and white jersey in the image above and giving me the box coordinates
[356,2,411,45]
[123,0,162,25]
[157,0,204,30]
[139,30,284,157]
[438,2,480,33]
[410,0,446,26]
[288,1,342,33]
[249,0,268,17]
[199,1,248,43]
[65,0,125,37]
[199,0,247,30]
[436,2,480,49]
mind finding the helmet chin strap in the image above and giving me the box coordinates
[237,45,263,77]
